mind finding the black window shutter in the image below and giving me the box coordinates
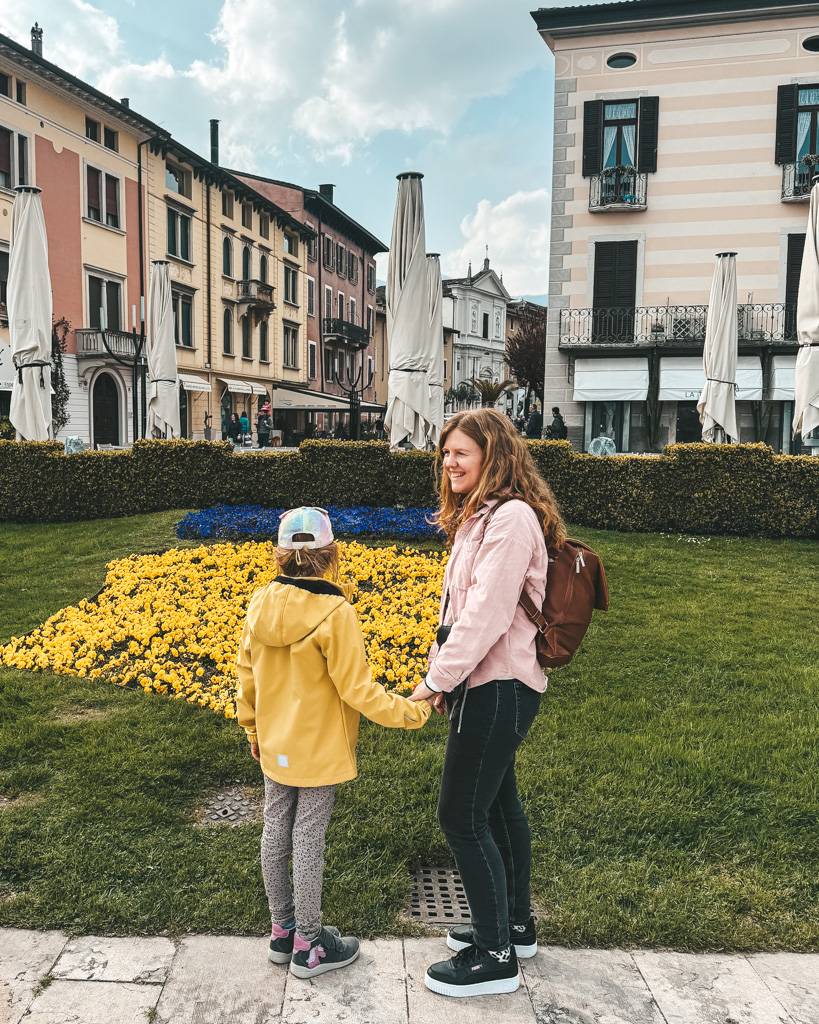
[593,241,638,308]
[582,100,604,177]
[786,234,805,307]
[775,84,798,165]
[637,96,659,173]
[614,240,638,307]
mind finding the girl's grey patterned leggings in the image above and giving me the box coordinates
[261,776,337,941]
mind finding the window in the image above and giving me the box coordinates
[283,324,298,368]
[367,356,373,384]
[222,191,234,218]
[322,234,335,270]
[0,127,29,189]
[336,243,346,278]
[349,297,357,325]
[260,253,268,284]
[602,102,638,168]
[0,74,9,98]
[88,274,122,331]
[482,313,489,339]
[284,266,298,305]
[223,307,232,354]
[607,53,636,69]
[367,305,373,336]
[785,233,806,338]
[167,207,191,261]
[85,117,100,143]
[347,250,358,284]
[804,36,819,53]
[583,97,659,176]
[242,315,251,358]
[0,249,8,312]
[242,203,253,229]
[260,214,269,239]
[307,234,318,261]
[284,233,298,257]
[104,126,118,152]
[367,263,375,292]
[86,165,120,227]
[444,358,447,380]
[308,341,317,379]
[16,81,25,105]
[325,285,333,320]
[172,292,193,347]
[242,246,251,281]
[324,348,334,381]
[337,351,344,381]
[307,276,315,316]
[222,237,233,276]
[592,239,638,342]
[165,161,191,198]
[260,320,269,362]
[338,291,345,321]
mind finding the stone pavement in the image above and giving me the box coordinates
[2,929,818,1024]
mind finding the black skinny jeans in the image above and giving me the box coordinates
[438,679,541,952]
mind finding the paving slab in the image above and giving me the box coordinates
[51,935,175,983]
[634,951,794,1024]
[404,937,537,1023]
[748,953,819,1024]
[282,939,407,1024]
[154,935,286,1024]
[522,947,665,1024]
[0,928,67,1024]
[22,979,160,1024]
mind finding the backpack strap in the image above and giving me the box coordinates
[518,588,548,633]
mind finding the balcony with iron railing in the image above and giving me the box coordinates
[589,166,648,212]
[323,315,369,349]
[76,328,138,359]
[558,304,798,349]
[781,157,817,202]
[237,279,275,308]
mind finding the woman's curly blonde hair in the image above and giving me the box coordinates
[433,408,567,548]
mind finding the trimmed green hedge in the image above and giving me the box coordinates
[0,438,817,537]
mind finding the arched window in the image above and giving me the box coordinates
[223,307,232,354]
[242,246,251,281]
[260,253,268,283]
[242,315,251,358]
[260,320,268,362]
[223,237,232,277]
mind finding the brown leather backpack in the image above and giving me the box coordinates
[519,539,609,668]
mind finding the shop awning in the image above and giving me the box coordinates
[218,378,252,394]
[249,382,268,395]
[572,357,649,402]
[178,373,211,393]
[769,355,796,401]
[271,385,385,413]
[658,356,763,402]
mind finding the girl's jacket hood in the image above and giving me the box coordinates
[247,576,351,648]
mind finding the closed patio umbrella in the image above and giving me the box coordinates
[794,181,819,445]
[385,172,431,449]
[426,253,445,447]
[8,186,52,441]
[698,251,738,443]
[146,260,180,439]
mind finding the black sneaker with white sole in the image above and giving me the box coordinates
[425,943,520,997]
[289,926,359,979]
[446,915,537,959]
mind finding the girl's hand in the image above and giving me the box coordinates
[250,742,261,762]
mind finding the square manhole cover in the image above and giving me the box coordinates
[196,786,263,827]
[406,866,471,923]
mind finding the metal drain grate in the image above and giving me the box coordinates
[406,867,471,923]
[198,787,263,827]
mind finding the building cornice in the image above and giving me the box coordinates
[531,0,819,39]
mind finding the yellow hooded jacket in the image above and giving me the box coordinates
[236,575,430,787]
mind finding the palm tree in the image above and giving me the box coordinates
[469,377,515,407]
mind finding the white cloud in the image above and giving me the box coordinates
[442,189,551,299]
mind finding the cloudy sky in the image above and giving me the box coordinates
[0,0,587,302]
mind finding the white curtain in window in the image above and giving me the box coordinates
[797,112,811,161]
[604,103,636,120]
[603,126,617,168]
[622,124,636,166]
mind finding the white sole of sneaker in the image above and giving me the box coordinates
[289,947,360,979]
[446,935,538,959]
[268,949,292,965]
[424,970,520,997]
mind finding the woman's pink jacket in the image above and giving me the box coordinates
[427,498,549,694]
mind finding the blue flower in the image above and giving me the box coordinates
[176,505,441,541]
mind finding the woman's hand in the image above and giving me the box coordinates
[250,742,261,762]
[410,682,446,715]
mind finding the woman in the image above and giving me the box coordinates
[409,408,566,999]
[227,412,242,447]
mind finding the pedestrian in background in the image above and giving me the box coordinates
[525,404,542,439]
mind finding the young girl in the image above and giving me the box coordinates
[236,507,430,978]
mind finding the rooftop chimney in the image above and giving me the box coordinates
[319,183,335,204]
[31,22,43,57]
[120,97,130,108]
[210,119,219,166]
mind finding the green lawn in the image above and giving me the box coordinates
[0,513,818,950]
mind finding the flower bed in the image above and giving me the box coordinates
[1,541,447,717]
[176,504,440,541]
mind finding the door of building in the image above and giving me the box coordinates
[592,240,638,343]
[179,389,189,439]
[675,401,701,443]
[92,372,120,446]
[590,400,626,450]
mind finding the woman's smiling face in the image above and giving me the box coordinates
[442,428,484,495]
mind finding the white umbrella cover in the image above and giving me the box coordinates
[8,187,53,441]
[794,182,819,441]
[146,261,180,439]
[698,252,738,443]
[385,172,431,449]
[426,254,445,446]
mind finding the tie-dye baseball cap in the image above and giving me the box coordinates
[278,507,335,549]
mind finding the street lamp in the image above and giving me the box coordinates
[330,351,374,440]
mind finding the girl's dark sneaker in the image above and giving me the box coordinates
[290,926,359,978]
[268,923,340,964]
[425,943,520,997]
[446,916,537,959]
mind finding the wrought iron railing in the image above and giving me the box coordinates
[781,159,816,202]
[76,328,138,358]
[323,317,369,347]
[559,303,797,346]
[589,167,648,211]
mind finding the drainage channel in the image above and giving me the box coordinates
[406,866,471,923]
